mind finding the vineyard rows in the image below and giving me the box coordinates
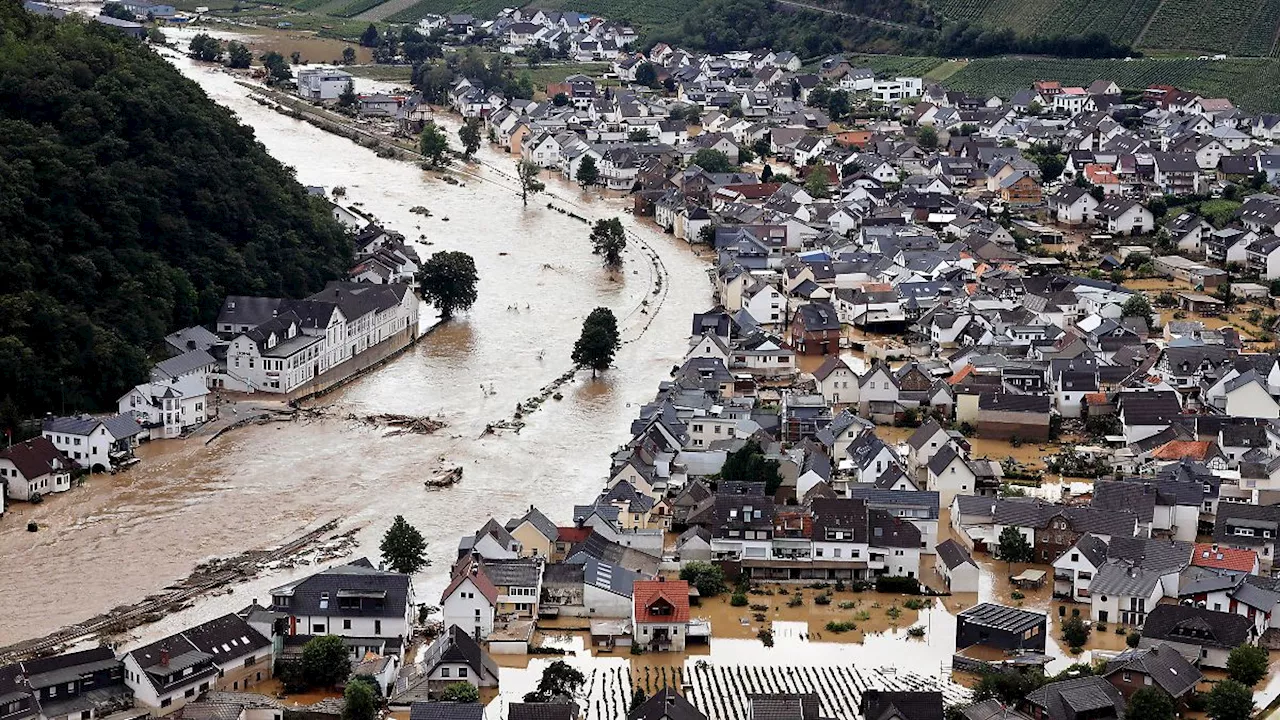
[929,0,1280,55]
[288,0,329,11]
[848,53,947,77]
[385,0,510,22]
[942,56,1280,112]
[1134,0,1280,54]
[330,0,389,17]
[683,663,971,720]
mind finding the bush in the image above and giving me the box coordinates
[757,628,774,647]
[1126,631,1141,647]
[814,593,832,606]
[907,626,926,637]
[730,592,748,607]
[875,576,922,594]
[1069,645,1084,655]
[838,601,855,609]
[1062,615,1090,648]
[903,598,932,610]
[834,580,846,591]
[749,603,769,611]
[680,562,727,597]
[826,620,857,633]
[787,594,804,607]
[1226,645,1269,687]
[886,605,902,621]
[1010,591,1025,600]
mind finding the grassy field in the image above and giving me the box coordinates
[927,0,1280,55]
[383,0,510,21]
[345,64,414,80]
[941,56,1280,112]
[924,58,967,81]
[328,0,389,17]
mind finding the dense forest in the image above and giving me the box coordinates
[0,0,352,424]
[648,0,1134,58]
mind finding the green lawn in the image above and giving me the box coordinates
[346,64,413,81]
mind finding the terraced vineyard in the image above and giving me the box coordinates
[942,56,1280,112]
[330,0,388,17]
[1139,0,1280,55]
[928,0,1159,44]
[385,0,520,22]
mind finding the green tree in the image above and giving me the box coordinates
[804,166,831,199]
[342,46,356,64]
[827,89,850,120]
[342,677,378,720]
[1126,687,1174,720]
[301,635,352,688]
[417,251,478,320]
[590,218,627,269]
[458,117,482,159]
[630,689,648,715]
[189,33,223,62]
[440,682,479,702]
[720,440,783,495]
[360,23,380,47]
[337,80,357,109]
[517,159,545,206]
[1061,615,1090,648]
[997,526,1033,563]
[627,128,652,142]
[916,125,938,150]
[679,561,727,597]
[571,307,620,376]
[260,51,291,84]
[380,515,428,574]
[690,149,734,173]
[635,61,657,87]
[575,155,599,188]
[523,660,585,702]
[752,137,771,159]
[101,2,134,19]
[1207,680,1255,720]
[226,40,251,68]
[1226,645,1269,687]
[419,122,450,167]
[1121,293,1155,328]
[552,92,568,106]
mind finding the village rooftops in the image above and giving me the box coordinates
[0,436,69,480]
[43,413,142,439]
[936,539,976,571]
[1024,676,1123,720]
[1191,543,1256,572]
[409,703,484,720]
[748,693,822,720]
[418,625,499,684]
[956,603,1046,635]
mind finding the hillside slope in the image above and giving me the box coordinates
[928,0,1280,55]
[0,0,352,420]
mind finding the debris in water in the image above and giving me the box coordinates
[425,466,463,489]
[26,522,38,533]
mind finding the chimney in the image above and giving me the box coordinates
[160,649,170,667]
[658,576,665,582]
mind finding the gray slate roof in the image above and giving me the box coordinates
[936,539,976,570]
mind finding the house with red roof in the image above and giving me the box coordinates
[632,579,691,651]
[440,556,499,640]
[1192,543,1259,574]
[0,435,74,503]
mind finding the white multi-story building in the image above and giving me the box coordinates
[269,558,415,659]
[223,282,418,394]
[296,67,353,101]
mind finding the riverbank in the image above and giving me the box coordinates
[0,44,712,652]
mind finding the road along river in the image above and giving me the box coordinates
[0,45,711,648]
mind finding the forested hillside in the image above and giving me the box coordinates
[0,0,352,423]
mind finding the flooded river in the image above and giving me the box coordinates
[0,45,710,648]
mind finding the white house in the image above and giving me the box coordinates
[926,443,977,509]
[42,413,142,472]
[632,579,692,652]
[269,558,415,658]
[118,375,212,439]
[935,539,979,593]
[440,559,498,640]
[1052,534,1108,602]
[123,614,272,715]
[813,356,859,405]
[0,436,73,502]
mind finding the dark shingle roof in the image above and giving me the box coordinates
[937,539,976,570]
[410,702,484,720]
[1104,644,1201,698]
[269,558,411,619]
[630,687,707,720]
[1025,677,1123,720]
[957,603,1045,634]
[1141,604,1254,649]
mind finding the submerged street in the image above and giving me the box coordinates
[0,48,711,647]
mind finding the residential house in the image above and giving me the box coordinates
[42,414,142,472]
[955,603,1047,653]
[935,538,979,593]
[123,613,271,715]
[632,579,692,652]
[0,437,73,502]
[1138,604,1257,668]
[269,558,414,658]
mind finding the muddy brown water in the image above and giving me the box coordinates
[0,47,710,649]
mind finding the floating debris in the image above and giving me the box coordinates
[425,466,463,489]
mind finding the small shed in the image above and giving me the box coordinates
[1177,292,1226,316]
[934,539,979,593]
[1010,569,1047,589]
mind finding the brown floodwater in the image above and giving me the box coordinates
[0,47,710,649]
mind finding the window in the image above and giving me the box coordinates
[313,623,325,633]
[1122,673,1131,682]
[458,668,468,678]
[441,668,450,678]
[244,657,257,668]
[343,619,352,630]
[161,699,172,708]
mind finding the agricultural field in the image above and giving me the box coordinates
[928,0,1160,45]
[847,53,947,77]
[942,56,1280,112]
[1138,0,1280,55]
[329,0,389,17]
[383,0,510,22]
